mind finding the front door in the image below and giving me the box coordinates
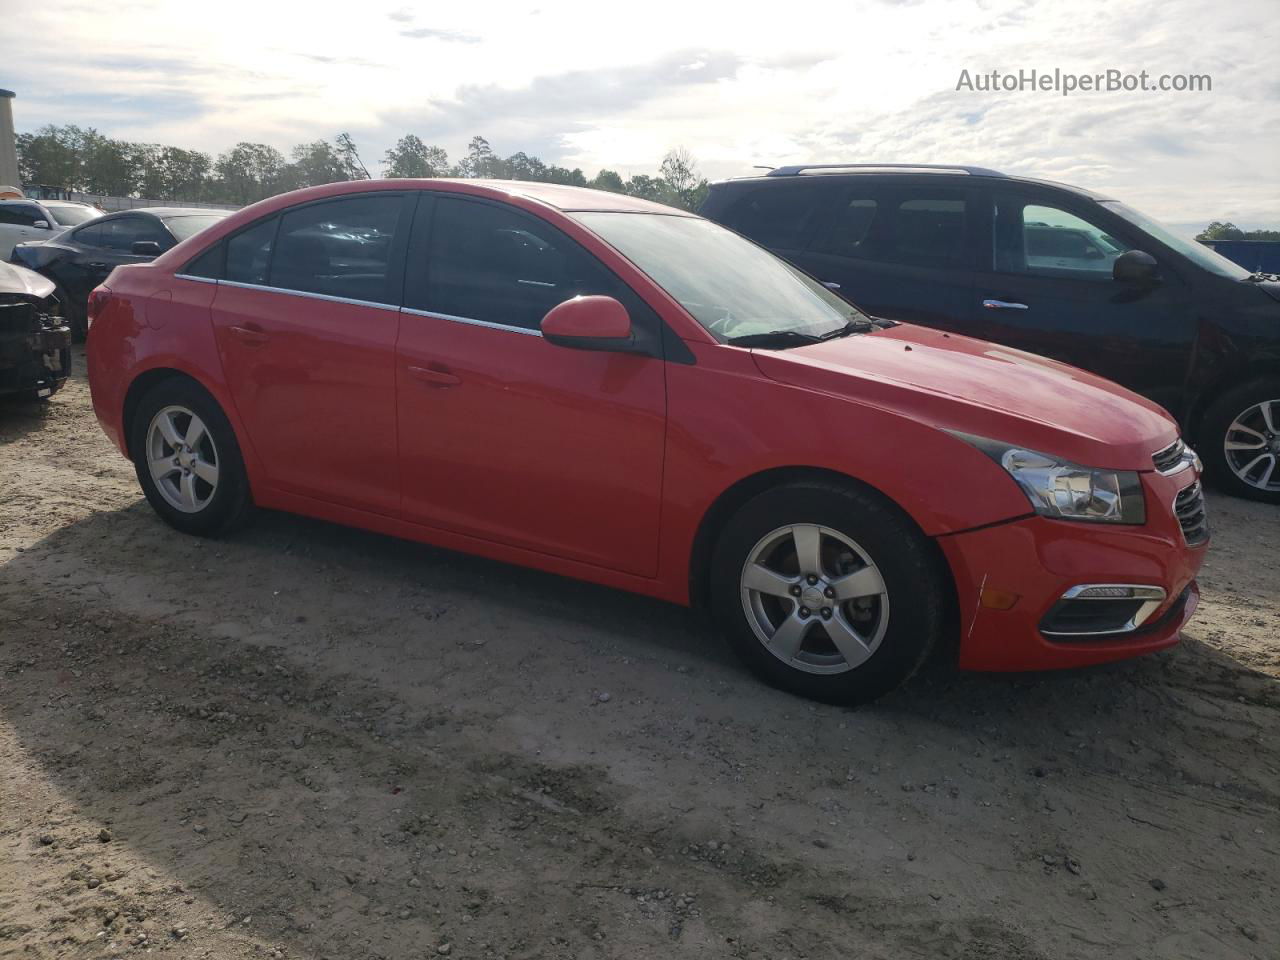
[969,190,1195,412]
[210,192,412,516]
[396,194,667,577]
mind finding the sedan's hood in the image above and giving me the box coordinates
[0,259,55,299]
[751,324,1178,471]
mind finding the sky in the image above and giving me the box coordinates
[3,0,1277,234]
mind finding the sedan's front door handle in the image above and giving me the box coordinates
[407,365,461,388]
[228,324,270,345]
[983,299,1029,310]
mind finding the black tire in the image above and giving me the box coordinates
[1198,378,1280,504]
[710,480,947,705]
[128,377,253,536]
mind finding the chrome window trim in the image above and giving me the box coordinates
[400,306,543,338]
[174,273,217,285]
[216,278,401,313]
[1041,583,1167,637]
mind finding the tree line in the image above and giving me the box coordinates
[15,127,709,211]
[1195,221,1280,242]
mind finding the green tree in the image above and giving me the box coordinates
[283,140,349,190]
[589,169,625,193]
[16,125,86,189]
[214,142,286,204]
[1197,221,1280,242]
[383,135,450,178]
[658,146,708,211]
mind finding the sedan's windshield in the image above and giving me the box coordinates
[576,212,867,341]
[163,214,229,242]
[1101,201,1251,280]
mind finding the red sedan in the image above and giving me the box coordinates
[86,180,1207,704]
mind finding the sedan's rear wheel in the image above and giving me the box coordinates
[130,378,252,536]
[711,480,946,705]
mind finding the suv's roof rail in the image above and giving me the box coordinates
[766,163,1006,177]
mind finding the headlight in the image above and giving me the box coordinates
[953,433,1146,524]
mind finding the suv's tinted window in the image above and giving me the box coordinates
[996,199,1131,278]
[810,193,879,258]
[415,196,629,331]
[721,186,823,249]
[0,203,42,226]
[270,195,403,304]
[226,217,278,285]
[891,195,968,265]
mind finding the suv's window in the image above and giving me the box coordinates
[996,199,1131,278]
[225,217,278,285]
[415,196,629,331]
[721,186,824,250]
[809,193,879,258]
[0,203,43,226]
[99,216,173,252]
[270,195,403,304]
[891,195,969,265]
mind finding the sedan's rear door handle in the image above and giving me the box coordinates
[982,299,1029,310]
[407,364,461,388]
[228,324,270,345]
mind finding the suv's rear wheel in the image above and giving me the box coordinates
[1200,379,1280,503]
[710,480,946,705]
[129,378,252,535]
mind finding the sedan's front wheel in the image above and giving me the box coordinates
[710,480,947,705]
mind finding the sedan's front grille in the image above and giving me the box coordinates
[1153,438,1187,473]
[1174,481,1209,546]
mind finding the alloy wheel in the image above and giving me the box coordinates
[739,523,889,675]
[146,405,220,513]
[1224,399,1280,493]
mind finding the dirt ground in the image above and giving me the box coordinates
[1,350,1277,960]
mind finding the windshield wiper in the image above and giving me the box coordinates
[1244,272,1280,283]
[726,330,823,349]
[819,318,881,340]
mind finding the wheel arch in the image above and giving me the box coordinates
[1187,366,1280,448]
[686,465,958,625]
[122,367,232,461]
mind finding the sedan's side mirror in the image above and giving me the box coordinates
[541,296,634,352]
[131,240,163,256]
[1113,250,1159,284]
[32,219,50,229]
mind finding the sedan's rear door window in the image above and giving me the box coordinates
[269,195,405,304]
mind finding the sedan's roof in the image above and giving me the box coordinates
[445,179,692,215]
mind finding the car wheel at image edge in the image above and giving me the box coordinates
[1200,379,1280,504]
[128,377,252,536]
[710,480,947,705]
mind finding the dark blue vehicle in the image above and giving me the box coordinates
[701,164,1280,503]
[1201,240,1280,274]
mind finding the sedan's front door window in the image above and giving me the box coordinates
[416,196,625,331]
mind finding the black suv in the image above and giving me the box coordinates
[701,164,1280,503]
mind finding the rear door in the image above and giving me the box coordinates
[209,192,413,516]
[0,203,48,258]
[395,193,668,576]
[968,188,1195,411]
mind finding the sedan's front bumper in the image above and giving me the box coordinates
[939,470,1207,672]
[0,307,71,396]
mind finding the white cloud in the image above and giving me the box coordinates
[5,0,1277,229]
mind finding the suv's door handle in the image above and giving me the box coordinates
[228,324,270,345]
[87,261,109,269]
[407,364,461,388]
[983,299,1029,310]
[821,280,842,290]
